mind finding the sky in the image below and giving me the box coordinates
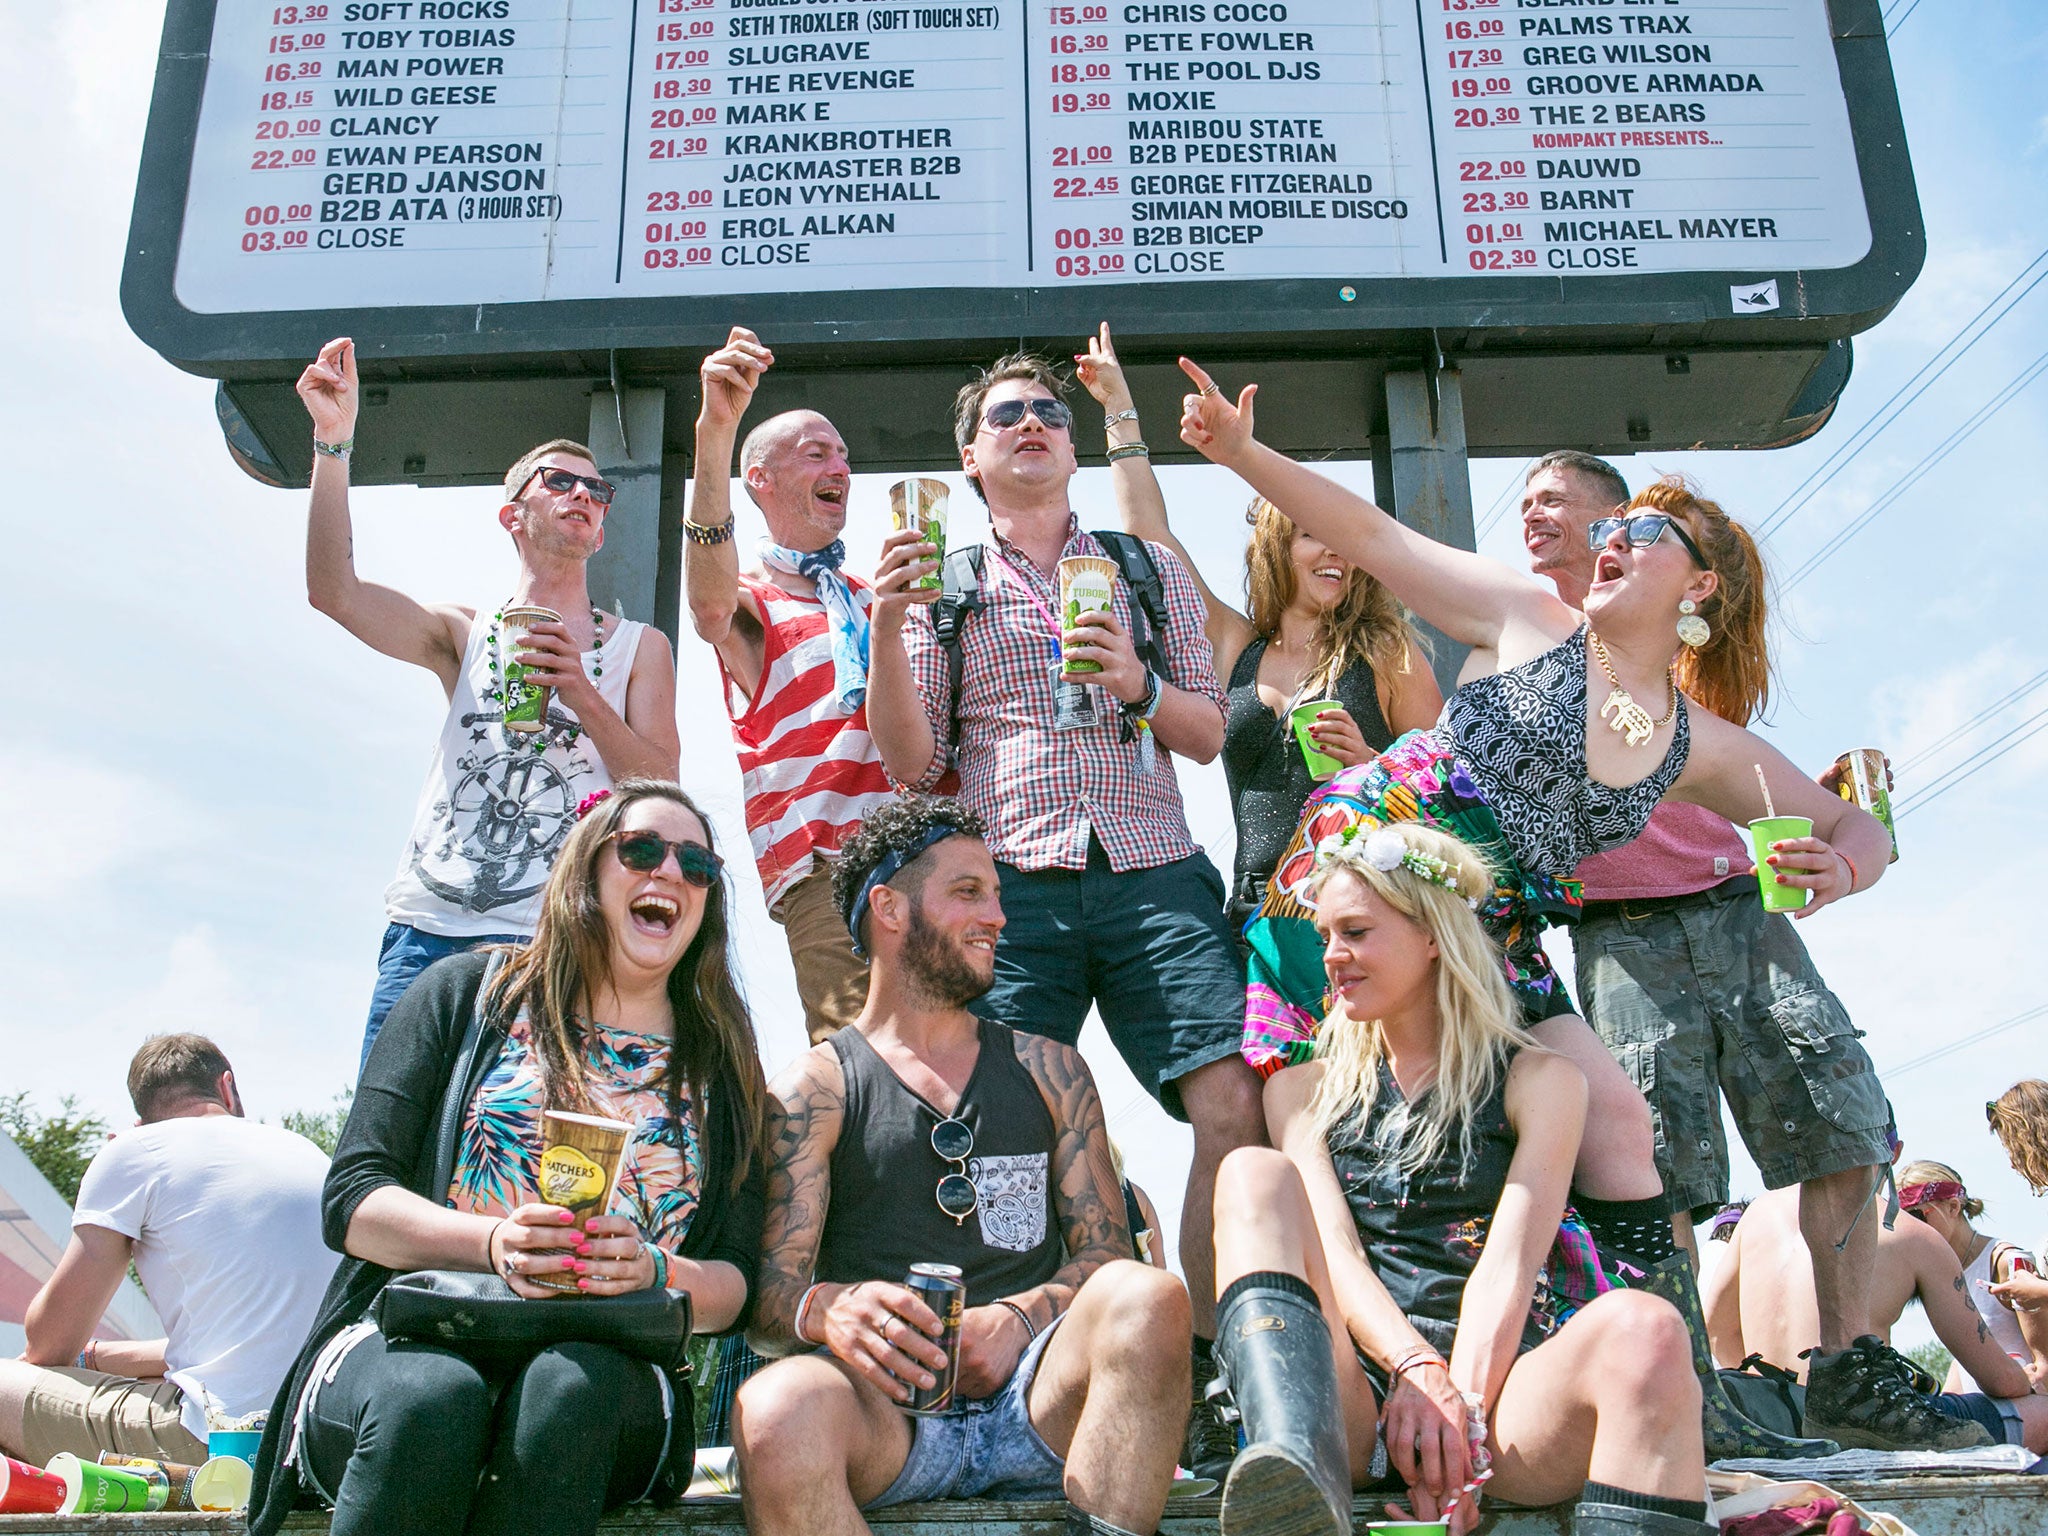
[5,1,2046,1361]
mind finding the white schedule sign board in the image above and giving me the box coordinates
[171,0,1873,311]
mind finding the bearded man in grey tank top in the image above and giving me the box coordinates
[735,796,1192,1536]
[297,339,681,1069]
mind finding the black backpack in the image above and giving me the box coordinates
[929,529,1174,745]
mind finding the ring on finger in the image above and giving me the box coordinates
[1200,383,1222,397]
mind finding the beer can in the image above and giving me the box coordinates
[98,1453,199,1512]
[1833,747,1900,864]
[904,1262,965,1415]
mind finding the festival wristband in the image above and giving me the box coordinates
[995,1298,1038,1342]
[794,1283,828,1345]
[1836,848,1859,893]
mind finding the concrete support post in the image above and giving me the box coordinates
[585,387,676,642]
[1383,367,1477,697]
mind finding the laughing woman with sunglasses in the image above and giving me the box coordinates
[247,779,767,1536]
[1175,363,1892,1284]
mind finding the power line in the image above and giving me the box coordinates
[1897,666,2048,774]
[1882,1003,2048,1078]
[1894,699,2048,820]
[1779,345,2048,590]
[1756,246,2048,541]
[1882,0,1926,30]
[1474,457,1535,541]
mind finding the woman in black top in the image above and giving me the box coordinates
[247,780,767,1536]
[1074,327,1441,930]
[1205,823,1710,1536]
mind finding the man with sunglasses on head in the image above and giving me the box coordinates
[683,326,895,1044]
[736,794,1191,1536]
[863,352,1265,1475]
[297,337,680,1066]
[1522,451,1923,1450]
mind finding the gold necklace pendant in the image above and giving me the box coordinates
[1599,687,1657,748]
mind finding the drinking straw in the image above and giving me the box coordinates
[1754,764,1775,819]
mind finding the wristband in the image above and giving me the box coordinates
[995,1298,1038,1342]
[1104,408,1140,431]
[1106,442,1151,462]
[794,1282,828,1345]
[485,1218,507,1273]
[1836,848,1859,893]
[77,1339,100,1371]
[683,516,737,547]
[649,1244,671,1292]
[313,436,353,459]
[1389,1349,1446,1383]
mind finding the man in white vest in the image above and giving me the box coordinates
[296,338,681,1066]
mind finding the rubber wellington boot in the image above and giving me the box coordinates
[1213,1272,1352,1536]
[1636,1256,1840,1460]
[1573,1502,1716,1536]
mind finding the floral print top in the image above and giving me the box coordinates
[448,1015,701,1253]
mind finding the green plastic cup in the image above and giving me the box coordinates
[1290,699,1344,782]
[1749,815,1813,912]
[50,1454,156,1513]
[1366,1523,1449,1535]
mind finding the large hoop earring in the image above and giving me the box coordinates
[1676,598,1710,648]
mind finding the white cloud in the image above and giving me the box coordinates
[0,744,206,901]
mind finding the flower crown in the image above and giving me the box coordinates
[1315,824,1479,909]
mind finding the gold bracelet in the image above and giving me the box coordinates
[683,516,736,547]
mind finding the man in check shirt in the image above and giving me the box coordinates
[865,352,1265,1470]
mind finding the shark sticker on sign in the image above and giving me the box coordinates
[1732,280,1783,313]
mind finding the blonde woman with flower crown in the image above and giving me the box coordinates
[1206,824,1709,1536]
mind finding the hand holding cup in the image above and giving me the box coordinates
[873,527,942,614]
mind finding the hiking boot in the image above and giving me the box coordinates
[1802,1336,1993,1451]
[1635,1256,1839,1461]
[1185,1341,1241,1482]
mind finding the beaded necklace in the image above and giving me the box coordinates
[483,604,607,753]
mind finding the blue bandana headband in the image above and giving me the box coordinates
[846,825,962,958]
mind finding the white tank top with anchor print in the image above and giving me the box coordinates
[383,612,643,938]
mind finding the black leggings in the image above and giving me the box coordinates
[303,1330,668,1536]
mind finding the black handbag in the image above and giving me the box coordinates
[372,1269,692,1373]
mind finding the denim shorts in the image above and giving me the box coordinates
[1928,1390,2023,1445]
[362,923,522,1070]
[865,1318,1065,1508]
[1574,880,1892,1218]
[973,840,1246,1121]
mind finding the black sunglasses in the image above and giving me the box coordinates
[1586,512,1707,570]
[522,465,617,506]
[931,1116,979,1225]
[981,397,1073,433]
[610,830,723,888]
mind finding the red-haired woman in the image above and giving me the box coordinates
[1175,362,1892,1317]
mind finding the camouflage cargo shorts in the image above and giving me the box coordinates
[1574,879,1893,1219]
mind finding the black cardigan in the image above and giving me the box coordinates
[247,951,766,1536]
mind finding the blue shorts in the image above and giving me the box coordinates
[865,1318,1065,1508]
[362,923,522,1070]
[973,840,1246,1121]
[1928,1391,2023,1445]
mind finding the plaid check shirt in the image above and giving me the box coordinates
[897,518,1226,873]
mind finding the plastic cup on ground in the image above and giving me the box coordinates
[500,604,562,734]
[207,1427,263,1469]
[49,1453,156,1513]
[1748,815,1814,913]
[0,1455,66,1514]
[1289,698,1345,781]
[190,1454,254,1513]
[1058,555,1118,675]
[535,1110,633,1294]
[1367,1524,1448,1535]
[888,477,948,591]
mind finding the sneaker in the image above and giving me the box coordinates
[1186,1374,1241,1482]
[1801,1336,1993,1451]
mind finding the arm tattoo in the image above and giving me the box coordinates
[1004,1034,1132,1335]
[746,1049,845,1357]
